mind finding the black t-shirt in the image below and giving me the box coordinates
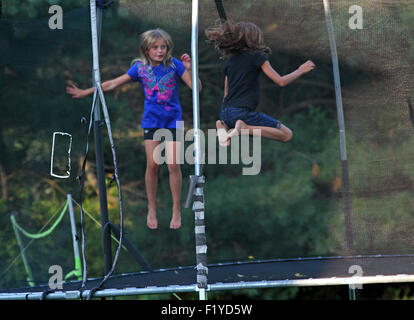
[222,50,268,111]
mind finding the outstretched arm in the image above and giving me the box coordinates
[261,60,315,87]
[66,74,132,98]
[180,53,202,91]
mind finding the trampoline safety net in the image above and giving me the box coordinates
[1,0,414,297]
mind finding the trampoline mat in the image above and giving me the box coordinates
[2,254,414,294]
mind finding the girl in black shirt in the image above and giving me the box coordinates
[206,21,315,146]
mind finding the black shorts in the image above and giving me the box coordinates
[143,128,182,141]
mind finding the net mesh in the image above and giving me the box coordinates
[1,0,414,290]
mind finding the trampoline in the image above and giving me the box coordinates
[1,0,414,300]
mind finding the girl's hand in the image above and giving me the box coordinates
[298,60,316,74]
[181,53,192,70]
[180,54,202,91]
[66,80,86,98]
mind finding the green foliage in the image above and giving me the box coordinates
[1,0,414,300]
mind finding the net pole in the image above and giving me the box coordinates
[67,194,82,280]
[191,0,202,176]
[348,285,357,300]
[191,0,208,301]
[89,0,113,275]
[323,0,354,252]
[10,212,35,287]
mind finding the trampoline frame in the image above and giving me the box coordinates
[1,268,414,300]
[2,254,414,300]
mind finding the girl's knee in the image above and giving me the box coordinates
[146,161,159,172]
[167,163,181,173]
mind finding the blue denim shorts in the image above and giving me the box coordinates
[221,107,281,129]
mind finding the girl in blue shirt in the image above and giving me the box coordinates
[67,28,201,230]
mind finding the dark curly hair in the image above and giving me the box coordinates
[205,20,271,58]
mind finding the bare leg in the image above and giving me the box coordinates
[216,120,230,147]
[166,141,182,229]
[144,140,160,229]
[228,119,293,143]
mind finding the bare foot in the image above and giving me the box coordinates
[169,211,181,229]
[226,119,245,140]
[217,128,230,147]
[147,209,158,229]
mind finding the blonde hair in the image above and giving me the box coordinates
[131,28,174,67]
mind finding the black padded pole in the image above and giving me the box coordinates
[190,0,208,300]
[214,0,227,20]
[191,176,208,290]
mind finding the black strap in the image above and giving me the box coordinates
[407,97,414,128]
[87,286,102,300]
[40,289,55,300]
[214,0,227,21]
[96,0,113,9]
[78,288,86,300]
